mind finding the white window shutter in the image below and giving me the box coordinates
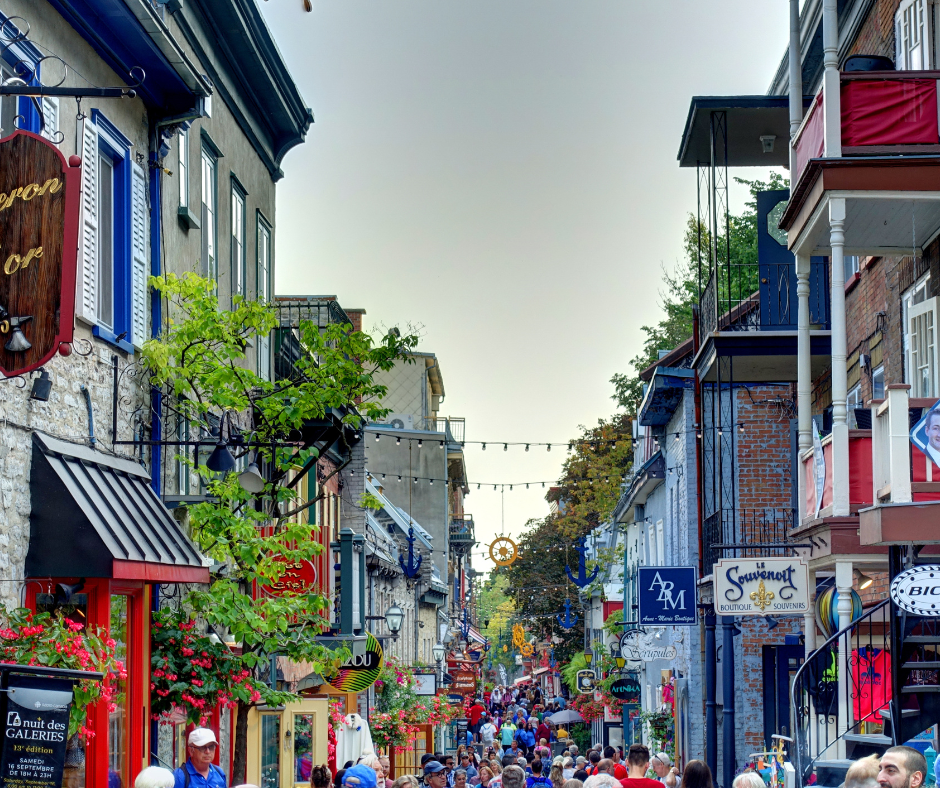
[130,161,148,348]
[40,97,58,143]
[910,297,940,397]
[76,116,98,323]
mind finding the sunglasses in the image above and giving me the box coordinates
[192,744,217,753]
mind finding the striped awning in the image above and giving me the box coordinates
[26,432,208,582]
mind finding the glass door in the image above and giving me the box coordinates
[290,711,314,787]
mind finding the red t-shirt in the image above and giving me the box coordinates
[621,779,663,788]
[470,704,486,725]
[613,765,628,780]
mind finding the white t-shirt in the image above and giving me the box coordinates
[480,723,498,744]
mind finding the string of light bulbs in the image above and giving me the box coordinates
[359,468,630,489]
[368,433,634,451]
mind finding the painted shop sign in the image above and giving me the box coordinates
[609,675,641,704]
[714,557,810,616]
[325,632,384,693]
[618,629,678,662]
[575,669,595,694]
[260,558,318,597]
[890,565,940,616]
[0,131,79,377]
[452,670,476,695]
[0,675,74,788]
[638,567,698,625]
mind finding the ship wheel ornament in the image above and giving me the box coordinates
[489,536,518,567]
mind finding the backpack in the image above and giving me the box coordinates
[178,764,226,788]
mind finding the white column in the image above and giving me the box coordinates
[804,567,817,658]
[822,0,842,157]
[797,253,812,523]
[829,198,850,516]
[835,561,855,756]
[789,0,804,177]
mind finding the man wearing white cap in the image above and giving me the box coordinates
[173,728,227,788]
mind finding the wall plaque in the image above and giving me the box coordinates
[0,131,79,377]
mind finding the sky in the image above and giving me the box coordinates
[260,1,790,573]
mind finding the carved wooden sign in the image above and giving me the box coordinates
[0,131,79,377]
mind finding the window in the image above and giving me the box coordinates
[896,0,932,69]
[177,418,190,496]
[257,216,272,380]
[40,97,58,143]
[844,255,860,282]
[872,365,885,400]
[231,182,246,302]
[77,111,146,351]
[178,127,189,209]
[847,383,862,427]
[909,296,939,397]
[201,147,217,282]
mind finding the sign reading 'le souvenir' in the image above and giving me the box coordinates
[714,557,810,616]
[0,675,74,788]
[890,565,940,616]
[325,632,384,693]
[638,567,698,625]
[0,132,79,377]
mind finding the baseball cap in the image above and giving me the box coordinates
[188,728,218,747]
[424,763,447,776]
[344,766,378,788]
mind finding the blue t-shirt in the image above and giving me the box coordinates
[174,763,227,788]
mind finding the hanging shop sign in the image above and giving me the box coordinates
[714,557,810,616]
[413,672,438,696]
[576,669,596,694]
[638,567,698,625]
[447,694,464,706]
[498,664,508,685]
[260,558,317,597]
[609,674,641,704]
[619,628,678,662]
[890,565,940,616]
[452,670,477,695]
[0,675,74,788]
[911,401,940,468]
[325,632,384,693]
[0,131,79,377]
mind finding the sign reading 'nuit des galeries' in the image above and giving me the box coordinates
[714,557,810,616]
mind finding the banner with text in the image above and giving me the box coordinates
[638,567,698,625]
[714,557,810,616]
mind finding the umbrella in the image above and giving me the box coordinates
[548,709,584,725]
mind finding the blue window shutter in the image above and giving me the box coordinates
[130,162,148,348]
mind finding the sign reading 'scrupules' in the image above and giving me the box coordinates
[0,131,80,377]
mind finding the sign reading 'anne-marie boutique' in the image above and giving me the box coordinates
[714,557,810,616]
[0,131,80,378]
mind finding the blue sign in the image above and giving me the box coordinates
[638,566,698,625]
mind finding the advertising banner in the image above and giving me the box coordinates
[638,567,697,625]
[714,557,810,616]
[0,675,73,788]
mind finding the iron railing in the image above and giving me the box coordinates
[703,507,798,577]
[272,298,352,381]
[449,515,475,540]
[790,599,891,787]
[425,417,465,445]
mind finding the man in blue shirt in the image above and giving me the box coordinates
[173,729,227,788]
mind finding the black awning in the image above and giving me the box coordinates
[26,433,209,583]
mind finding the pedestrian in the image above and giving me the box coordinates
[481,716,499,748]
[676,762,711,788]
[731,774,763,788]
[460,754,479,782]
[424,763,449,788]
[649,754,677,788]
[173,728,227,788]
[878,746,927,788]
[584,753,601,777]
[501,719,518,749]
[393,779,420,788]
[455,771,469,788]
[562,782,583,788]
[470,698,488,742]
[618,745,661,788]
[138,767,177,788]
[475,767,495,788]
[583,776,621,788]
[502,766,527,788]
[313,767,333,788]
[550,759,566,788]
[344,766,379,788]
[526,761,552,788]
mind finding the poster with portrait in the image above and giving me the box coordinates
[910,400,940,466]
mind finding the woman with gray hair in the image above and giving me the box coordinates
[731,772,765,788]
[135,767,176,788]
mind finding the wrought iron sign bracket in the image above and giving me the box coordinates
[0,85,135,99]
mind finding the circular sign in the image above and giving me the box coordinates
[490,537,518,567]
[260,558,318,598]
[326,632,384,692]
[891,565,940,616]
[610,676,641,704]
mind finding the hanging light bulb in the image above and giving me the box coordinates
[430,479,434,485]
[477,484,481,490]
[509,485,513,491]
[382,473,386,480]
[525,444,530,452]
[503,443,508,451]
[396,437,401,445]
[674,433,680,443]
[398,476,402,482]
[526,484,529,489]
[738,422,745,433]
[482,443,487,450]
[440,441,445,448]
[418,439,423,447]
[413,478,418,484]
[375,434,381,442]
[568,443,573,451]
[547,444,551,452]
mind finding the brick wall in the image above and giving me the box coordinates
[736,384,794,512]
[849,0,901,61]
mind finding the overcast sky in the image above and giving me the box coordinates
[260,1,789,572]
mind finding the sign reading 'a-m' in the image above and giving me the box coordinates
[637,567,698,626]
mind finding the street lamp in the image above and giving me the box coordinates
[583,649,593,666]
[432,642,446,663]
[385,604,404,638]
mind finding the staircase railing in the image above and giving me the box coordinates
[790,598,891,787]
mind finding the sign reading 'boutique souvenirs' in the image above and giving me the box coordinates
[714,557,810,616]
[890,565,940,616]
[0,132,79,377]
[0,676,74,788]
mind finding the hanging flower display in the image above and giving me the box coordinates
[0,605,121,741]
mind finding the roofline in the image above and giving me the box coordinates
[639,336,694,381]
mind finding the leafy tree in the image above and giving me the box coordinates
[141,273,418,782]
[611,174,786,413]
[474,573,518,678]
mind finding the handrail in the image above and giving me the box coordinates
[790,598,891,787]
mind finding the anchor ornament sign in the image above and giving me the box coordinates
[713,557,810,616]
[0,131,79,377]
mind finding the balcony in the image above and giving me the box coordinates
[425,417,465,446]
[783,71,940,259]
[702,507,798,578]
[449,515,475,555]
[273,297,353,381]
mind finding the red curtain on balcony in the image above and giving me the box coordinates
[841,78,939,147]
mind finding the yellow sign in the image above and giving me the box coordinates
[489,537,518,567]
